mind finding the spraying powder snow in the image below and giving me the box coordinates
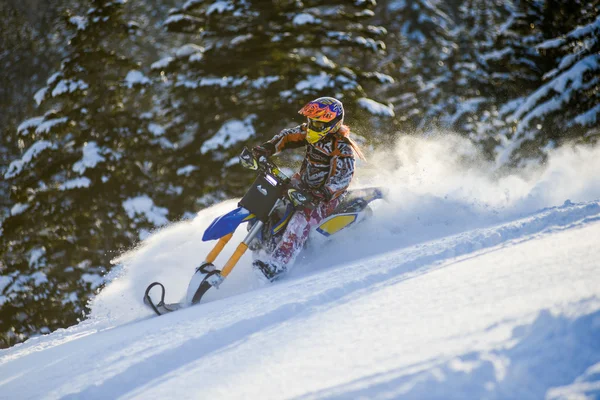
[89,135,600,327]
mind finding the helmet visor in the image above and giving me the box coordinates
[307,118,328,132]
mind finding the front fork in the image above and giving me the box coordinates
[189,199,283,305]
[210,197,285,278]
[187,219,265,305]
[220,219,264,278]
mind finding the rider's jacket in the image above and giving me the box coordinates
[264,124,355,201]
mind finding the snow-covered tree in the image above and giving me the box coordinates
[461,0,544,159]
[480,1,546,98]
[420,0,519,156]
[377,0,456,132]
[0,0,168,347]
[150,0,394,212]
[0,1,73,222]
[0,1,71,127]
[495,0,600,165]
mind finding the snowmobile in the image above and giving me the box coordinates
[143,147,386,315]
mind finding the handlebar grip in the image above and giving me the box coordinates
[240,147,260,170]
[287,188,316,209]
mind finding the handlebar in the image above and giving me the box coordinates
[239,147,316,209]
[240,147,290,183]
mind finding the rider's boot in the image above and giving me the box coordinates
[252,259,286,283]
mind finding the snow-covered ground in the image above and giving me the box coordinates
[1,137,600,399]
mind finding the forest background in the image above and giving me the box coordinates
[1,0,598,347]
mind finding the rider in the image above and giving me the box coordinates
[251,97,365,281]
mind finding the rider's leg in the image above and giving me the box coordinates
[254,197,341,281]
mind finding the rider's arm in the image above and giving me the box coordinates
[320,140,355,201]
[264,124,308,154]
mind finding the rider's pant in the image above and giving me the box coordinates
[270,196,341,269]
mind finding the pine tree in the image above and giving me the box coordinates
[0,0,167,347]
[377,0,456,132]
[431,0,516,155]
[0,1,71,128]
[463,0,545,161]
[0,1,72,219]
[495,0,600,165]
[480,0,546,100]
[150,0,394,214]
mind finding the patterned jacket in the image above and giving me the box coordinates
[263,124,355,201]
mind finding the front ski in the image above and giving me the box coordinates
[143,282,183,316]
[186,263,223,305]
[143,263,224,316]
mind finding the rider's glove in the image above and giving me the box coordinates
[291,179,332,205]
[288,188,316,210]
[252,143,275,160]
[310,187,332,203]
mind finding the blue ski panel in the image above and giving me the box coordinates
[202,207,255,241]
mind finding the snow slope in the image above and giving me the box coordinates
[1,137,600,400]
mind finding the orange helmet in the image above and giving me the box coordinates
[298,97,344,143]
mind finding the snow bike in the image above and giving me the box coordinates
[143,147,386,315]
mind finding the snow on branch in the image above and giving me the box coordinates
[295,72,333,93]
[481,47,513,62]
[164,14,203,32]
[17,117,45,135]
[315,55,336,69]
[251,76,279,89]
[11,203,30,216]
[512,55,600,124]
[358,98,395,117]
[175,44,205,58]
[182,0,203,11]
[148,123,166,136]
[34,88,48,106]
[537,37,565,50]
[201,115,256,154]
[47,72,62,85]
[538,16,600,50]
[51,80,89,97]
[293,13,321,26]
[573,103,600,127]
[354,9,375,18]
[28,248,46,268]
[327,31,385,52]
[151,56,175,71]
[177,76,248,89]
[176,165,199,176]
[362,72,394,84]
[123,196,169,226]
[124,70,150,88]
[565,15,600,41]
[69,16,88,31]
[73,142,106,174]
[445,97,487,126]
[207,1,235,15]
[60,177,92,190]
[4,141,57,179]
[35,117,69,135]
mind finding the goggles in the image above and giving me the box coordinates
[307,118,328,132]
[306,118,332,144]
